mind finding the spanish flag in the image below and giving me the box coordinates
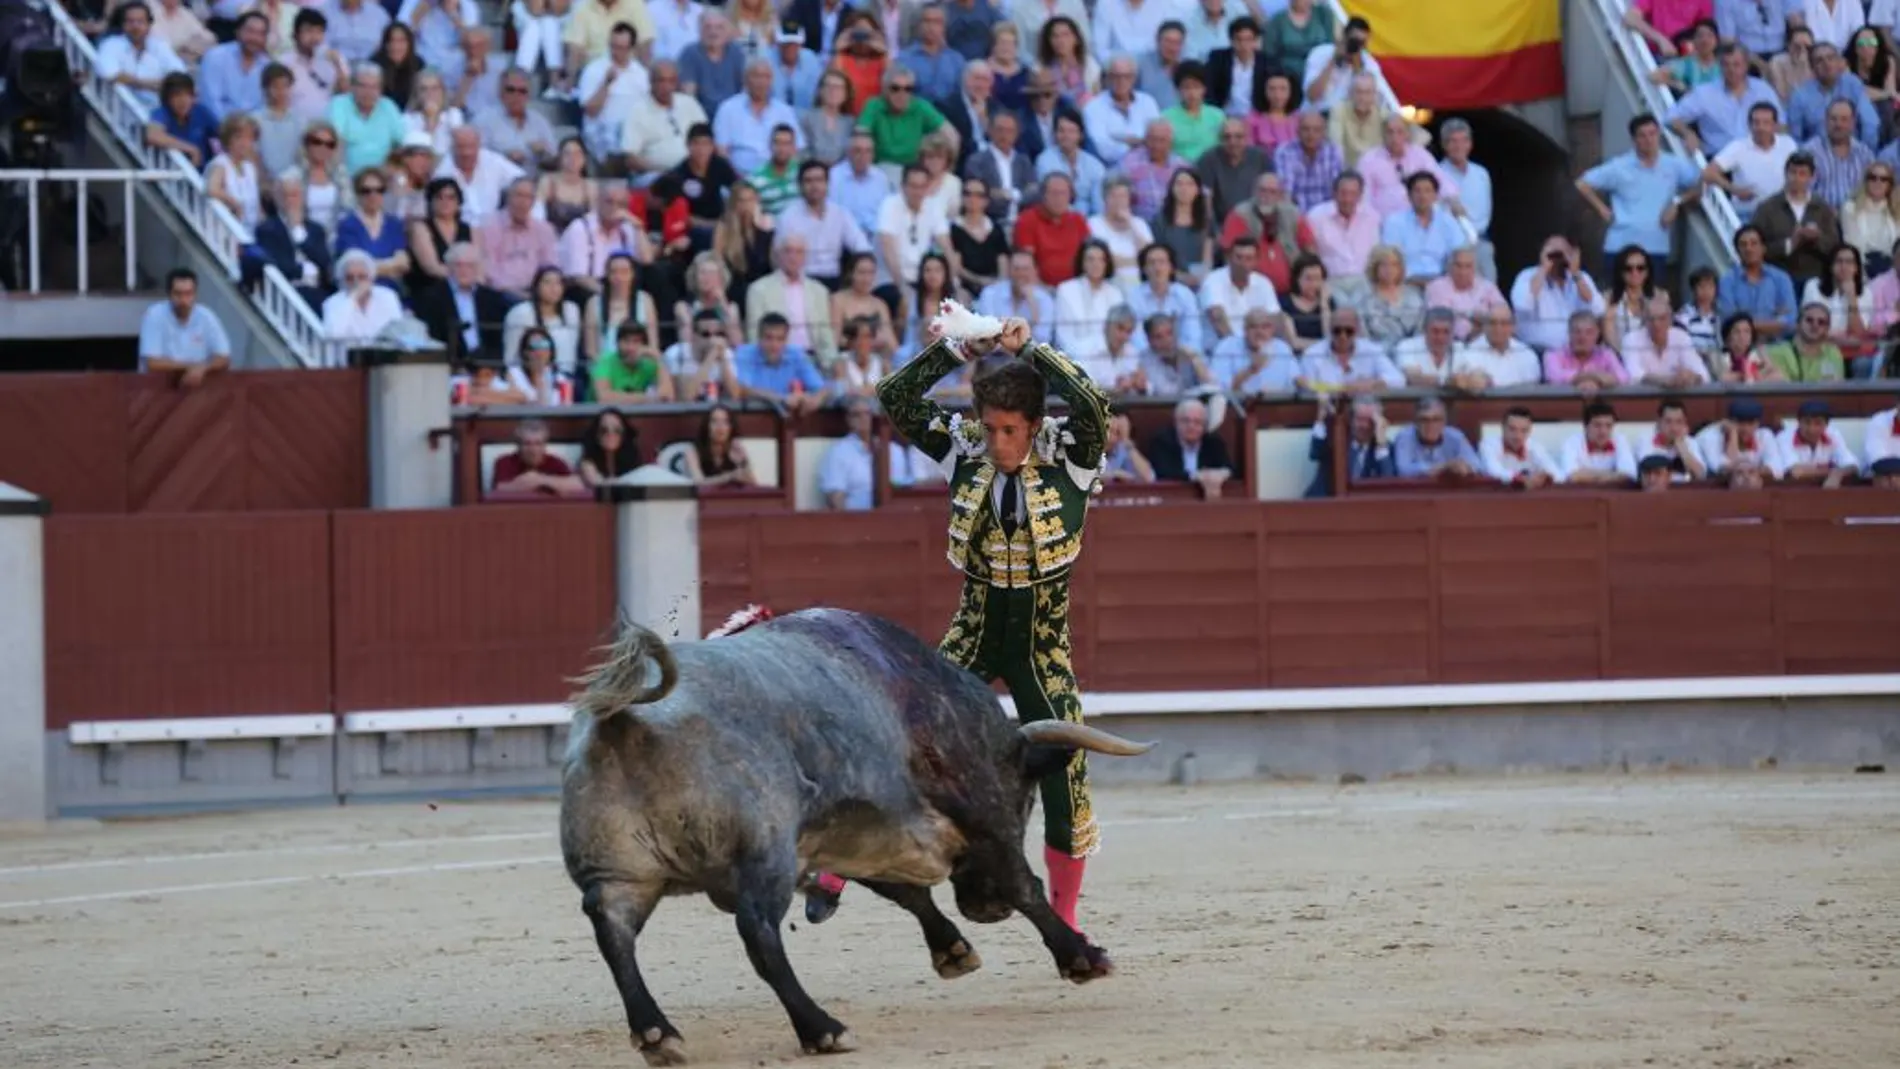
[1344,0,1564,110]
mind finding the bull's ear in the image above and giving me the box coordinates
[1022,744,1074,783]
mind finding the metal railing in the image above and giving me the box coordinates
[43,0,332,365]
[0,168,174,292]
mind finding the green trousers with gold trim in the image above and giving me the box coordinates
[940,577,1098,858]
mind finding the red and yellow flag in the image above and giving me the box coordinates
[1344,0,1564,110]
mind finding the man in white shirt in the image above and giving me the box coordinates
[1075,304,1146,393]
[434,126,526,225]
[1437,117,1495,280]
[577,22,653,162]
[1092,0,1189,66]
[1861,394,1900,475]
[621,61,708,178]
[877,163,951,295]
[1622,293,1712,387]
[745,233,838,364]
[1302,15,1383,113]
[1196,236,1280,341]
[1210,308,1299,394]
[1558,401,1638,484]
[1394,306,1463,387]
[975,250,1057,342]
[96,1,186,111]
[1510,235,1606,353]
[1705,101,1796,217]
[829,130,896,237]
[1695,397,1787,480]
[647,0,705,64]
[1635,397,1710,481]
[1081,54,1159,167]
[1481,407,1560,488]
[776,162,874,286]
[712,58,803,173]
[1777,398,1860,487]
[1450,302,1541,389]
[1295,306,1404,391]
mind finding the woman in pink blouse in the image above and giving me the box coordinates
[1542,310,1631,392]
[1247,74,1299,154]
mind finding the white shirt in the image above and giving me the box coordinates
[1801,0,1866,49]
[208,154,263,234]
[1053,278,1127,363]
[1087,215,1154,288]
[321,285,402,340]
[402,106,466,158]
[1451,338,1541,387]
[1777,423,1860,469]
[1197,269,1281,340]
[1557,431,1638,482]
[1480,436,1560,484]
[1392,336,1462,385]
[876,194,948,286]
[1800,277,1878,336]
[1301,46,1386,112]
[646,0,705,65]
[1091,0,1190,63]
[1862,408,1900,473]
[1076,343,1144,389]
[95,34,186,110]
[577,55,652,154]
[620,92,709,170]
[1081,90,1160,167]
[1296,340,1405,389]
[1693,421,1789,477]
[433,149,525,224]
[1712,134,1797,215]
[1636,429,1711,480]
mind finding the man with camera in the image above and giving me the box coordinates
[1300,15,1381,114]
[1509,235,1606,353]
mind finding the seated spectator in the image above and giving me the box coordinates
[621,61,708,180]
[477,71,560,171]
[1037,16,1098,107]
[328,63,405,175]
[1804,99,1875,210]
[985,21,1030,113]
[1381,172,1466,285]
[1082,55,1158,168]
[1275,109,1345,214]
[1675,265,1723,358]
[1358,117,1458,222]
[575,23,650,162]
[1325,72,1385,168]
[256,66,306,179]
[1620,294,1711,387]
[1767,26,1815,101]
[1306,392,1396,496]
[578,408,644,487]
[560,184,651,297]
[1394,306,1462,388]
[1646,16,1719,92]
[1300,14,1379,114]
[1035,113,1106,215]
[1118,119,1187,222]
[897,252,964,358]
[150,0,217,65]
[493,419,587,495]
[1249,71,1299,155]
[1155,167,1216,288]
[1778,399,1859,486]
[1100,412,1157,483]
[1198,236,1281,343]
[507,326,574,405]
[1296,306,1403,390]
[819,398,903,510]
[407,177,472,295]
[1602,245,1660,347]
[1636,397,1710,481]
[832,252,901,353]
[1511,235,1605,352]
[436,127,526,227]
[204,115,266,235]
[1694,398,1785,480]
[503,266,583,374]
[1197,118,1270,226]
[1076,304,1148,395]
[1872,455,1900,487]
[145,72,218,168]
[414,243,513,363]
[975,250,1056,342]
[1716,224,1798,340]
[456,30,505,117]
[1014,171,1089,287]
[832,316,889,398]
[1392,395,1479,479]
[594,321,677,404]
[1148,397,1234,496]
[746,233,839,364]
[1557,401,1638,485]
[779,162,874,288]
[1704,102,1795,217]
[1221,171,1311,295]
[830,11,891,115]
[333,166,410,287]
[1623,1,1707,61]
[964,110,1036,227]
[1637,452,1675,491]
[1542,310,1630,390]
[321,250,401,339]
[662,309,740,400]
[899,3,965,104]
[861,64,952,168]
[735,313,827,414]
[674,251,743,350]
[1452,303,1541,389]
[769,21,824,109]
[1161,61,1222,163]
[713,59,803,175]
[1050,240,1121,365]
[1282,253,1335,349]
[398,70,463,161]
[749,127,799,219]
[950,177,1010,294]
[455,358,529,405]
[1481,406,1560,489]
[200,12,270,121]
[1790,44,1879,146]
[1762,302,1849,381]
[940,57,996,173]
[1423,245,1504,340]
[1307,171,1381,296]
[1664,43,1778,156]
[686,402,758,485]
[1088,176,1154,288]
[1752,151,1838,291]
[1211,308,1299,394]
[100,2,186,112]
[1804,245,1881,373]
[1354,245,1423,352]
[1708,311,1777,383]
[1126,243,1204,355]
[384,132,437,222]
[1843,163,1900,276]
[1139,316,1215,394]
[476,178,558,300]
[1136,21,1185,108]
[139,268,232,387]
[373,23,425,111]
[255,171,333,308]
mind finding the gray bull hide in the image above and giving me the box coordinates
[559,607,1153,1065]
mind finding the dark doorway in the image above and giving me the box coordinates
[1427,108,1574,287]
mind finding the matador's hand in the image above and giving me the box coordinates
[997,318,1031,356]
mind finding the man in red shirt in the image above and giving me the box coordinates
[491,417,588,495]
[1012,171,1089,287]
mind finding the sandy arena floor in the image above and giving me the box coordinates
[2,774,1897,1069]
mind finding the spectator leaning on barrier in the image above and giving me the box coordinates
[1100,411,1157,483]
[1559,401,1638,485]
[1392,395,1480,480]
[1637,452,1675,491]
[140,268,233,386]
[1864,393,1900,471]
[1637,397,1711,482]
[1147,397,1234,498]
[1394,306,1462,388]
[1695,396,1786,480]
[145,71,218,167]
[1543,310,1632,390]
[99,1,187,112]
[493,418,588,495]
[1482,406,1561,489]
[1778,398,1860,486]
[1212,308,1299,394]
[1451,302,1541,389]
[735,313,827,415]
[818,397,897,511]
[1305,391,1396,496]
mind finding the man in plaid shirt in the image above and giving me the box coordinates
[1117,118,1187,219]
[1274,109,1345,212]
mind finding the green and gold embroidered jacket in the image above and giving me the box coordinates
[875,338,1112,588]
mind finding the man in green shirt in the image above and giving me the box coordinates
[1762,302,1847,383]
[593,320,669,402]
[856,66,950,167]
[751,124,801,216]
[1161,60,1224,163]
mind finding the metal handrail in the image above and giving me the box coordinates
[43,0,330,366]
[0,168,181,292]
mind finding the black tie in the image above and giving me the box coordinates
[1001,472,1022,537]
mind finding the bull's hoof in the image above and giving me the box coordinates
[1058,941,1115,984]
[800,1027,858,1055]
[932,939,983,979]
[635,1028,688,1066]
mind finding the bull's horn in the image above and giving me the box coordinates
[1019,720,1156,757]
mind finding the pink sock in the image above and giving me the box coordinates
[1043,845,1085,930]
[814,872,847,895]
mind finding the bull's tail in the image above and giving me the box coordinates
[570,618,680,719]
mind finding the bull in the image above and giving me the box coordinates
[559,607,1154,1065]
